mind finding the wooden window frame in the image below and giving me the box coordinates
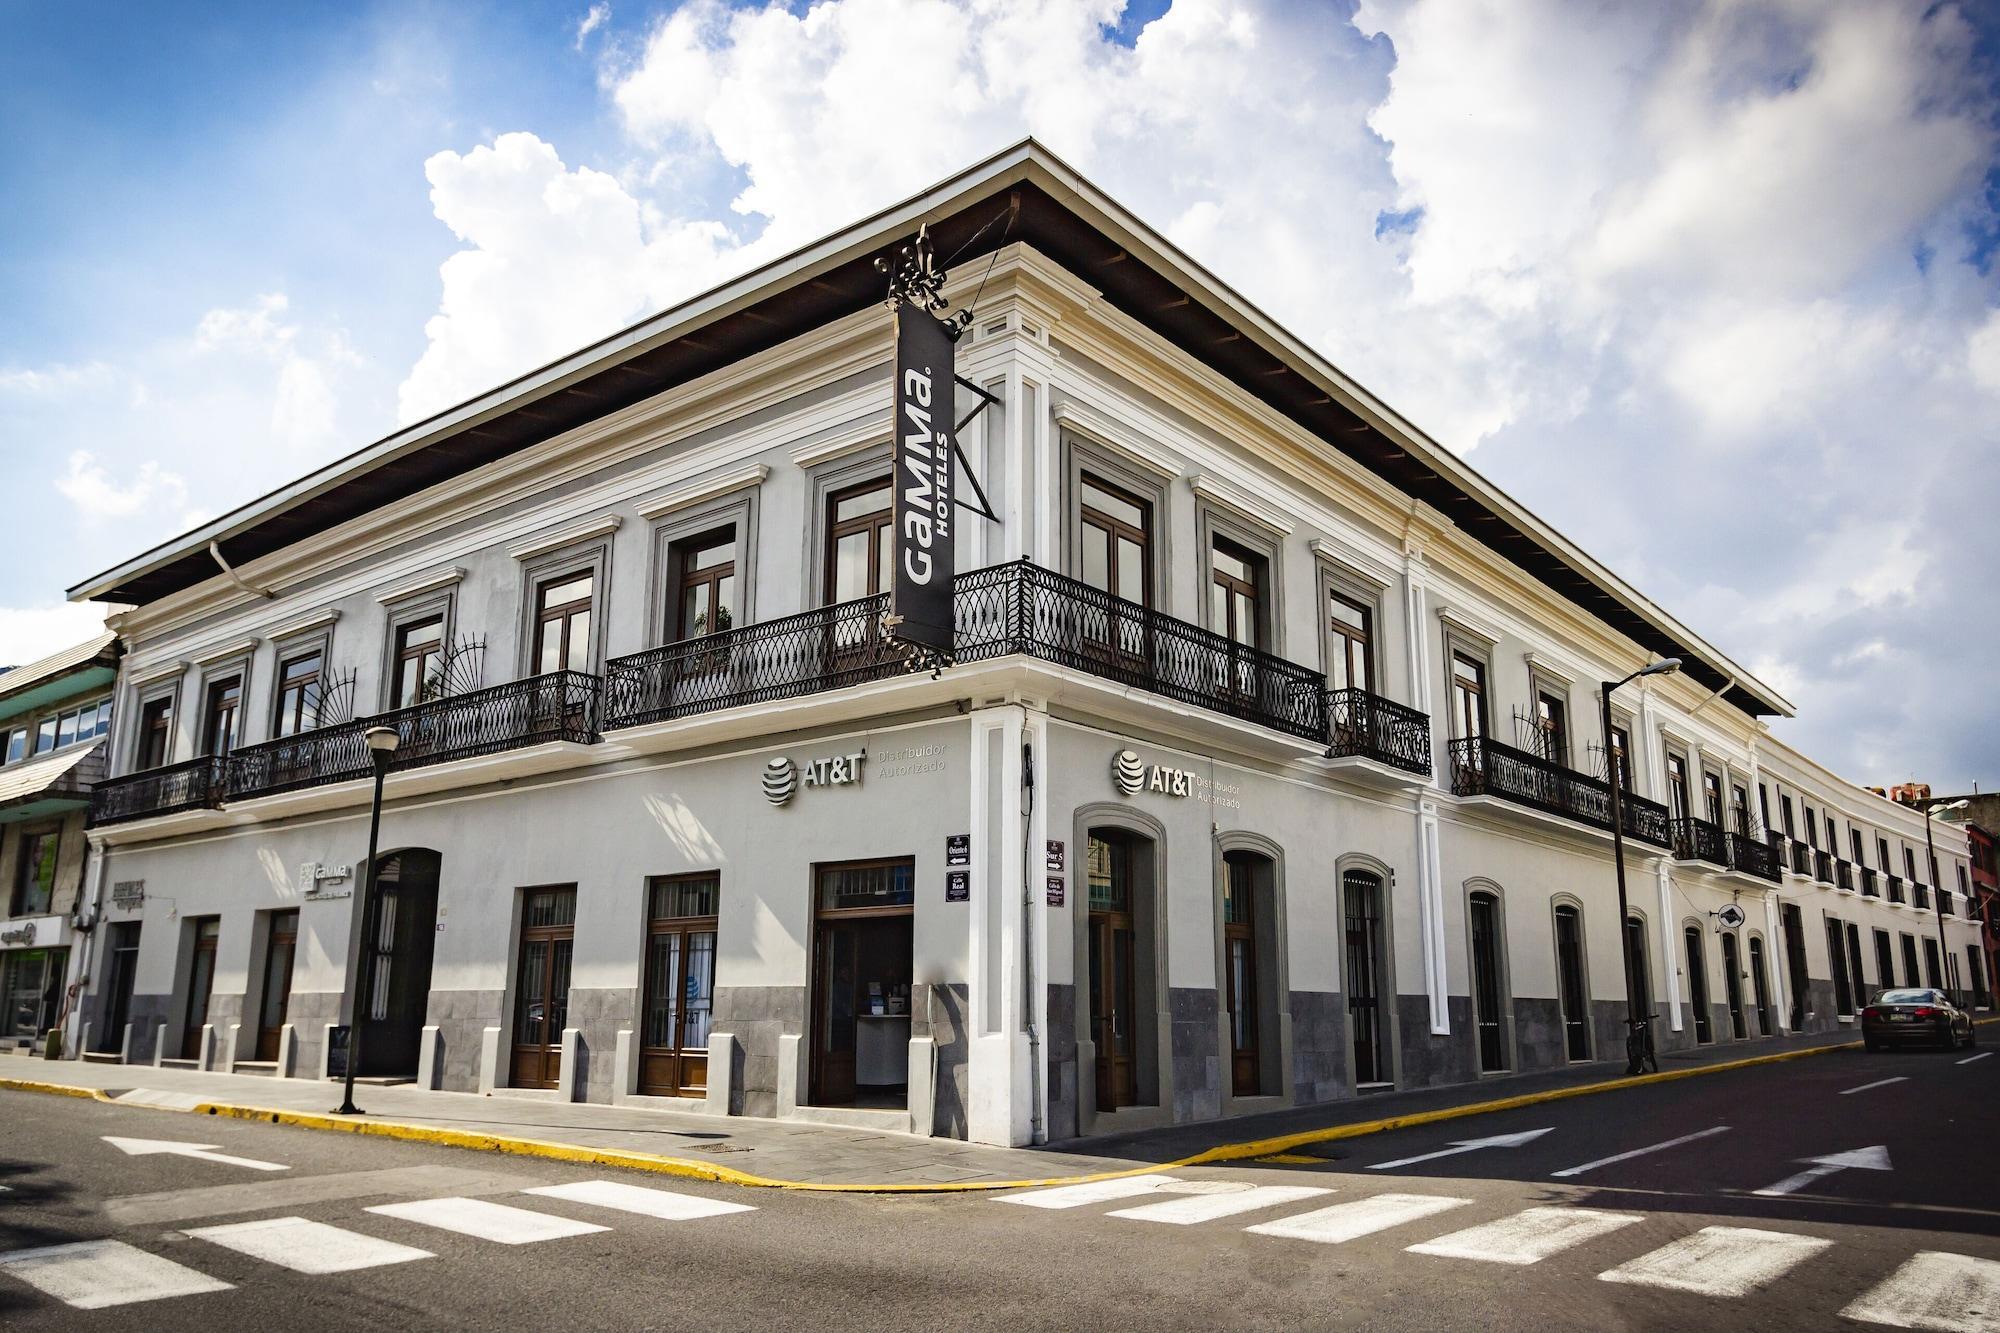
[823,479,896,605]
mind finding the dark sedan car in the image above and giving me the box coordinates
[1861,988,1977,1051]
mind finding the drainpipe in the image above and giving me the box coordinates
[207,541,274,599]
[1021,732,1044,1144]
[1687,674,1736,720]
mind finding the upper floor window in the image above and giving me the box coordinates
[1850,828,1865,865]
[1450,652,1487,740]
[137,697,174,770]
[1824,813,1837,851]
[1758,784,1772,834]
[1959,864,1970,894]
[23,700,111,760]
[1878,836,1891,870]
[1732,783,1751,835]
[3,728,23,765]
[1666,754,1691,821]
[1607,723,1632,791]
[201,676,242,757]
[533,572,595,675]
[1905,846,1919,881]
[1780,794,1796,838]
[826,480,894,604]
[676,530,737,640]
[33,717,56,755]
[392,617,444,711]
[1209,538,1263,650]
[1080,476,1151,608]
[1326,592,1373,694]
[1534,688,1569,765]
[1803,805,1817,848]
[1701,769,1723,825]
[273,651,322,739]
[10,830,57,917]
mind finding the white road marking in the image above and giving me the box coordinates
[185,1216,433,1274]
[366,1197,609,1245]
[1841,1077,1910,1096]
[1839,1250,2000,1332]
[0,1239,231,1309]
[1959,1052,1991,1066]
[1107,1184,1331,1225]
[1246,1193,1471,1245]
[993,1175,1185,1209]
[1550,1125,1731,1178]
[1407,1206,1644,1266]
[1598,1225,1832,1298]
[102,1136,286,1172]
[523,1180,756,1221]
[1753,1144,1893,1197]
[1367,1128,1551,1172]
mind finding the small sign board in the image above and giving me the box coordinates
[326,1024,352,1080]
[1046,876,1065,908]
[946,834,970,867]
[946,870,970,903]
[1046,840,1065,873]
[1716,902,1747,929]
[110,880,145,910]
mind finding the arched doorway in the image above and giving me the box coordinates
[1552,901,1591,1061]
[357,848,441,1078]
[1684,924,1714,1043]
[1085,827,1160,1114]
[1342,869,1391,1086]
[1219,848,1281,1099]
[1720,931,1746,1039]
[1747,935,1773,1035]
[1468,888,1509,1073]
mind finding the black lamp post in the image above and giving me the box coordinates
[335,724,401,1116]
[1602,657,1681,1075]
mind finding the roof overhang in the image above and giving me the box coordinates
[67,139,1791,719]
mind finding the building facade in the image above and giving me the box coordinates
[69,144,1985,1145]
[0,632,117,1052]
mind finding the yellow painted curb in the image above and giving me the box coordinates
[2,1021,1986,1194]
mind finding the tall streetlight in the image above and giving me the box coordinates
[1603,657,1681,1075]
[335,725,401,1116]
[1919,796,1968,1001]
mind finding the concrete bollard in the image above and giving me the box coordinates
[153,1022,169,1068]
[277,1024,296,1078]
[416,1025,443,1091]
[704,1033,737,1117]
[557,1027,583,1103]
[477,1026,500,1094]
[611,1028,636,1103]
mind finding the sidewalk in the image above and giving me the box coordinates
[0,1021,1904,1191]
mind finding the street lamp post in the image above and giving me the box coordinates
[335,725,401,1117]
[1920,797,1968,1002]
[1602,657,1681,1075]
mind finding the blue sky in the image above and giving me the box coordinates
[2,0,1997,789]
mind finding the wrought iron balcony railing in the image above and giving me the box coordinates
[1913,882,1931,910]
[1836,859,1855,891]
[1887,874,1906,904]
[93,671,602,823]
[1941,891,1954,917]
[1789,838,1813,876]
[603,561,1386,751]
[1448,736,1672,849]
[1728,831,1782,883]
[1672,816,1729,866]
[90,756,228,827]
[1860,867,1880,897]
[1814,849,1836,884]
[1325,688,1434,776]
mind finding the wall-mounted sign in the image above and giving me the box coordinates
[1046,840,1065,873]
[297,863,353,895]
[763,750,867,807]
[110,880,145,910]
[1716,902,1747,930]
[946,870,970,903]
[1046,877,1065,907]
[946,835,970,867]
[886,302,957,656]
[0,922,35,946]
[1109,749,1243,810]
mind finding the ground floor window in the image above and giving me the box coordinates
[1,947,66,1040]
[641,873,718,1098]
[810,859,913,1109]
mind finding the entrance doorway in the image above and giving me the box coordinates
[97,922,140,1053]
[255,910,298,1062]
[1553,903,1591,1061]
[1469,891,1507,1073]
[181,918,220,1060]
[510,885,576,1090]
[810,859,914,1108]
[1685,925,1714,1042]
[1720,931,1746,1039]
[1221,852,1263,1098]
[1,947,66,1042]
[1344,869,1389,1084]
[640,873,718,1098]
[358,850,441,1078]
[1748,936,1773,1035]
[1783,905,1810,1027]
[1088,834,1144,1111]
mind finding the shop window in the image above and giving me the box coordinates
[10,831,58,916]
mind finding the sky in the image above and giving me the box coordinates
[2,0,1996,791]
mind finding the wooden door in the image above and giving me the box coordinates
[1721,932,1746,1038]
[1223,857,1260,1097]
[1554,906,1590,1060]
[640,875,718,1098]
[1345,872,1385,1083]
[181,918,219,1060]
[807,860,914,1108]
[99,923,141,1054]
[510,887,575,1089]
[255,911,298,1062]
[810,918,860,1106]
[1089,911,1137,1110]
[1470,893,1506,1072]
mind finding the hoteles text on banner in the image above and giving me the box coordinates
[887,300,957,656]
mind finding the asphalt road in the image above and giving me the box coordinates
[2,1043,1997,1332]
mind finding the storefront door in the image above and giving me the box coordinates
[809,860,914,1108]
[1087,836,1139,1111]
[640,874,718,1098]
[1721,932,1746,1038]
[1344,871,1386,1084]
[1687,926,1715,1041]
[1554,905,1590,1061]
[181,918,219,1060]
[1223,856,1260,1098]
[1748,937,1773,1035]
[510,886,575,1090]
[255,910,298,1062]
[358,850,441,1078]
[2,948,63,1041]
[1469,892,1506,1072]
[97,922,140,1053]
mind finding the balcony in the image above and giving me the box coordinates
[1727,831,1782,883]
[1448,736,1672,849]
[1814,849,1835,884]
[1672,817,1728,867]
[1788,838,1813,876]
[1887,874,1906,904]
[90,756,228,827]
[1860,867,1879,897]
[1914,882,1931,910]
[1941,891,1954,917]
[91,671,601,825]
[1836,859,1855,891]
[603,561,1418,760]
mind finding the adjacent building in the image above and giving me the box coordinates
[0,631,117,1053]
[66,143,1985,1145]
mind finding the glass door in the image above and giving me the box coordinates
[1222,856,1259,1097]
[98,922,141,1053]
[1469,892,1506,1072]
[808,860,914,1108]
[255,910,298,1062]
[510,887,576,1089]
[1087,836,1139,1111]
[1554,905,1590,1060]
[181,918,220,1059]
[1344,871,1385,1084]
[640,875,719,1097]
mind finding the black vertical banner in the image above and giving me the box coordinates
[889,302,956,655]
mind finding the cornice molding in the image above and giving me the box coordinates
[507,514,623,562]
[1190,472,1294,536]
[636,464,770,520]
[267,608,341,641]
[374,566,465,605]
[127,658,189,688]
[1051,396,1183,479]
[788,416,890,469]
[192,637,260,667]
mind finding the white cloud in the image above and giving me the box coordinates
[575,3,610,49]
[54,450,205,529]
[0,362,113,396]
[0,602,113,669]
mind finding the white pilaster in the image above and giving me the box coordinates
[1763,891,1791,1032]
[1418,799,1449,1034]
[966,703,1049,1146]
[1657,861,1683,1031]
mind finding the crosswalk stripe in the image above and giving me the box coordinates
[1598,1225,1832,1298]
[993,1175,1184,1209]
[1407,1206,1644,1266]
[0,1239,231,1309]
[366,1197,610,1245]
[1959,1052,1991,1066]
[1246,1193,1471,1245]
[522,1180,757,1221]
[1841,1077,1909,1096]
[1839,1250,2000,1332]
[185,1216,434,1274]
[1107,1184,1331,1225]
